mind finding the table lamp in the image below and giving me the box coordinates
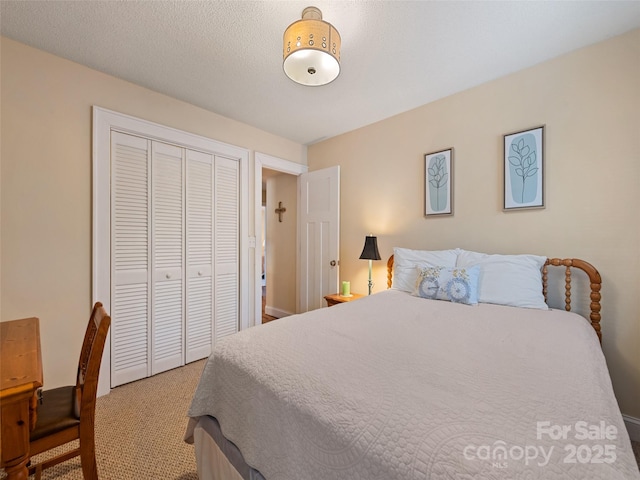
[359,235,381,295]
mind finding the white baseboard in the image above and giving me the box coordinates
[624,415,640,442]
[265,306,293,318]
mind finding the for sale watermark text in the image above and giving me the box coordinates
[463,421,618,468]
[536,420,617,441]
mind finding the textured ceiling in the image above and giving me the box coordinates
[1,1,639,146]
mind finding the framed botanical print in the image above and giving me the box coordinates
[424,148,453,217]
[504,126,545,210]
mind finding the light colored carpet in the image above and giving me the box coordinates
[1,358,639,478]
[1,359,205,480]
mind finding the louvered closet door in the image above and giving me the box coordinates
[111,132,151,387]
[186,150,214,362]
[214,156,240,342]
[151,142,184,375]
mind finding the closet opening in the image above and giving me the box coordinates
[93,107,249,395]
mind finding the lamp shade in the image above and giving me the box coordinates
[359,235,381,261]
[283,6,341,86]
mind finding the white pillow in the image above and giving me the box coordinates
[392,247,459,293]
[456,250,548,310]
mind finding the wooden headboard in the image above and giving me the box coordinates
[386,255,603,342]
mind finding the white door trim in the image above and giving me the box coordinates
[93,106,250,396]
[254,152,307,326]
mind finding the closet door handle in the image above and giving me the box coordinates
[165,273,171,279]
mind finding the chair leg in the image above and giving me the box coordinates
[28,448,80,477]
[79,435,98,480]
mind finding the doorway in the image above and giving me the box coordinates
[262,169,297,322]
[254,153,308,326]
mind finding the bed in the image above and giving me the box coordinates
[184,248,639,479]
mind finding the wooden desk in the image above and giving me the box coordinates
[1,317,43,480]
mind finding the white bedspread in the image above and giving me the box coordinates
[186,290,639,479]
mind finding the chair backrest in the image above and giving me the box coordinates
[77,302,102,387]
[75,302,111,419]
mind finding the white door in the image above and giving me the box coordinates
[185,150,214,362]
[110,132,151,386]
[214,156,240,342]
[298,166,340,313]
[150,141,184,375]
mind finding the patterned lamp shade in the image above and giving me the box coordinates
[283,6,341,86]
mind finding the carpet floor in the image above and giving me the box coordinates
[1,359,639,479]
[1,360,206,480]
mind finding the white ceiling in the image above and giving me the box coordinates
[2,1,639,146]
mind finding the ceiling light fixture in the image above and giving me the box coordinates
[283,6,341,86]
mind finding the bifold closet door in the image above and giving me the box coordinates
[186,150,214,362]
[151,141,184,375]
[110,131,240,387]
[214,156,240,342]
[111,132,151,387]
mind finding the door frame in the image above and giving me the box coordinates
[93,106,250,396]
[254,152,308,326]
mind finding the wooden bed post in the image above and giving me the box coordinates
[544,258,602,343]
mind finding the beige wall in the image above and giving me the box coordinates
[265,174,297,316]
[308,29,640,418]
[0,37,306,389]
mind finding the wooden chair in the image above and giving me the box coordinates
[28,302,111,480]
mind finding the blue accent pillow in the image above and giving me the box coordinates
[413,265,480,305]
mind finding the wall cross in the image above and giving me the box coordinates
[275,202,287,222]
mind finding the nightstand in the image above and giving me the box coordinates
[324,292,365,307]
